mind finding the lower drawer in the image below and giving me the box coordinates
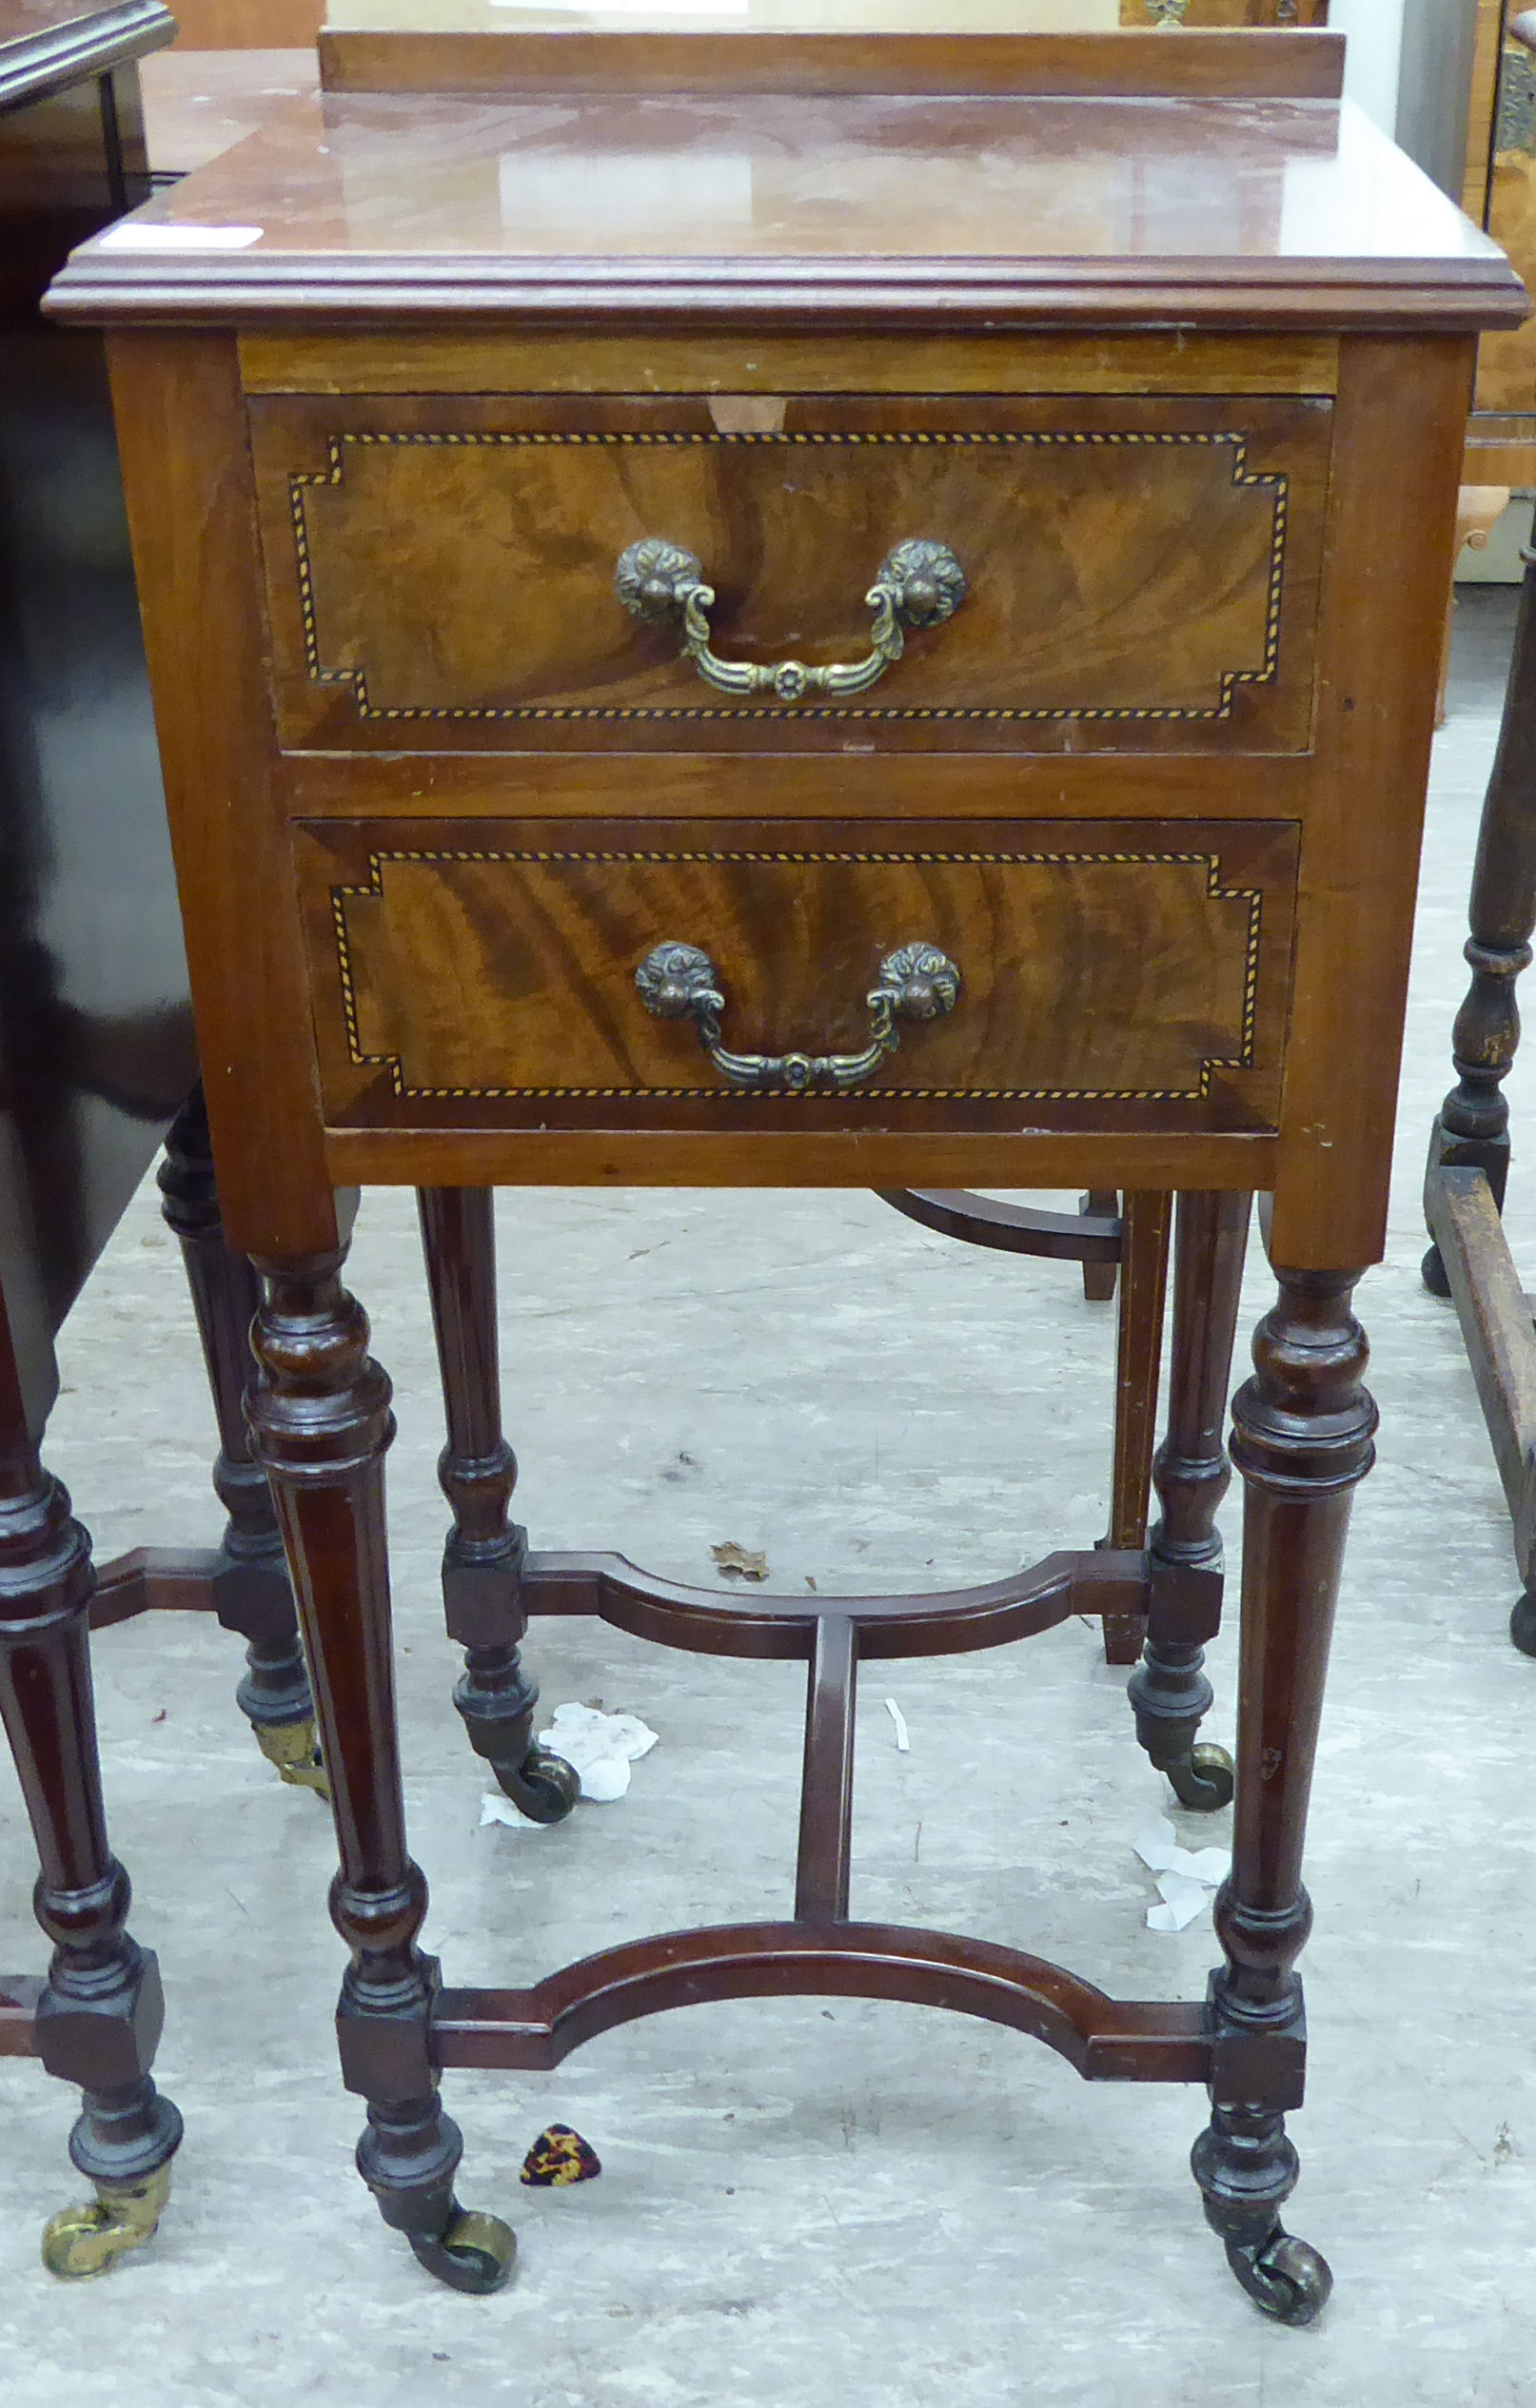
[294,817,1298,1139]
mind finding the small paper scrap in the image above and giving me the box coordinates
[884,1699,911,1753]
[1133,1815,1229,1933]
[712,1541,769,1580]
[479,1702,659,1826]
[99,222,265,250]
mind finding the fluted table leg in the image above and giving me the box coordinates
[1191,1263,1374,2322]
[417,1188,578,1824]
[1129,1192,1250,1811]
[158,1087,324,1792]
[247,1246,513,2292]
[0,1296,180,2277]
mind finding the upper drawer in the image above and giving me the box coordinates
[249,392,1330,757]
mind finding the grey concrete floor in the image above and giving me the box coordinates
[2,592,1534,2403]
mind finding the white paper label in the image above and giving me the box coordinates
[98,223,265,252]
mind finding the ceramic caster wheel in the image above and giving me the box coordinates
[494,1745,581,1825]
[1421,1241,1451,1300]
[1225,2228,1332,2325]
[1166,1741,1234,1813]
[1510,1593,1536,1658]
[408,2205,516,2295]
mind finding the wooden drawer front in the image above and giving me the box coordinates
[296,817,1298,1137]
[253,394,1329,756]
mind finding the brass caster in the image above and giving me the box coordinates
[407,2203,517,2295]
[1166,1741,1234,1813]
[494,1745,581,1826]
[254,1715,329,1798]
[42,2161,172,2281]
[1224,2226,1332,2325]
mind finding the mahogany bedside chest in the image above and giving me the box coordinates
[47,15,1526,2318]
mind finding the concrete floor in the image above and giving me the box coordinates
[2,592,1534,2403]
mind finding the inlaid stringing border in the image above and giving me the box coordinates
[287,430,1289,726]
[324,845,1265,1103]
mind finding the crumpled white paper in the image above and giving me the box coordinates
[480,1703,660,1828]
[1132,1814,1230,1933]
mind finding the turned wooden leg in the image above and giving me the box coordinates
[1129,1191,1251,1811]
[416,1188,579,1824]
[0,1297,181,2278]
[1423,540,1536,1649]
[1079,1188,1119,1303]
[246,1247,513,2293]
[1101,1191,1172,1666]
[1424,538,1536,1302]
[1191,1263,1375,2324]
[158,1088,324,1793]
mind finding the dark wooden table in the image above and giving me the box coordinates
[49,18,1525,2318]
[0,0,326,2281]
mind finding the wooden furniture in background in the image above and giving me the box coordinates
[52,20,1522,2318]
[1424,545,1536,1654]
[0,0,187,2281]
[0,0,339,2280]
[1119,3,1323,22]
[1463,1,1536,483]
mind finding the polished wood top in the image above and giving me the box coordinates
[139,45,320,177]
[0,0,172,105]
[48,43,1527,338]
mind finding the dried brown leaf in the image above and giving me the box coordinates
[712,1540,769,1581]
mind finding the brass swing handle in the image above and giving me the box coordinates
[634,941,961,1093]
[614,537,966,703]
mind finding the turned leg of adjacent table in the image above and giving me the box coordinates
[416,1186,579,1824]
[158,1088,325,1792]
[1422,539,1536,1654]
[1129,1191,1251,1811]
[1101,1190,1173,1666]
[246,1246,513,2293]
[0,1294,181,2278]
[1191,1263,1375,2323]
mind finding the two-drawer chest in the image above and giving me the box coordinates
[47,16,1526,2316]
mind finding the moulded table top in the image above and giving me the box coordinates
[45,69,1530,334]
[0,0,173,108]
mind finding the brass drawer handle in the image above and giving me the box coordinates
[614,537,966,703]
[635,941,961,1092]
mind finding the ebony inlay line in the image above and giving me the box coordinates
[877,1188,1123,1263]
[521,1547,1148,1662]
[796,1618,857,1921]
[432,1922,1211,2084]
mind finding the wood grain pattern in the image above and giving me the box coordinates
[295,815,1297,1138]
[253,391,1329,756]
[317,27,1347,101]
[237,329,1342,400]
[1269,334,1478,1269]
[106,330,338,1260]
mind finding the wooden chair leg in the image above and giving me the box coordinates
[1100,1190,1172,1665]
[416,1188,578,1824]
[247,1244,515,2292]
[158,1087,324,1792]
[0,1292,181,2278]
[1128,1191,1251,1809]
[1191,1263,1374,2325]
